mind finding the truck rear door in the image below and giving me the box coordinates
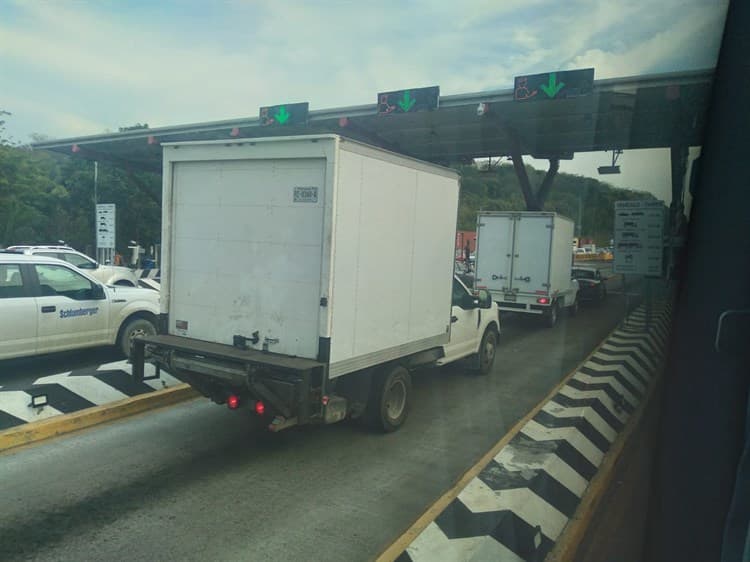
[168,158,326,359]
[475,215,514,293]
[511,215,552,295]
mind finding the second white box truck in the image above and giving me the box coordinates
[133,135,500,432]
[474,212,579,327]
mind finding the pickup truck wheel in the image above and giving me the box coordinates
[568,297,579,317]
[118,317,156,359]
[545,302,559,328]
[474,327,498,375]
[365,365,411,432]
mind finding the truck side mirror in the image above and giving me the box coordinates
[477,289,493,309]
[91,284,106,300]
[462,292,479,309]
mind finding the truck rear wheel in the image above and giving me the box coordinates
[118,317,156,359]
[365,365,411,432]
[545,302,559,328]
[568,297,579,317]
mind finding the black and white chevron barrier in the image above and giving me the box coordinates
[396,301,672,562]
[0,361,179,431]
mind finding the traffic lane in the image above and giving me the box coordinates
[0,295,635,562]
[0,347,123,390]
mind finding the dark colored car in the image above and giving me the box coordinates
[571,267,607,302]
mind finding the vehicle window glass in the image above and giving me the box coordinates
[35,264,94,300]
[0,264,26,299]
[452,278,468,306]
[63,253,95,268]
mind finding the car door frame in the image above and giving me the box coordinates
[26,261,110,354]
[443,277,482,362]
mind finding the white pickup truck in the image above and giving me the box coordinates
[133,135,500,432]
[0,252,159,360]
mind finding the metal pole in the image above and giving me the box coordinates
[94,161,99,261]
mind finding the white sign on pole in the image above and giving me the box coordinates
[96,204,116,250]
[613,200,664,276]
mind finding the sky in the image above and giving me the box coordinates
[0,0,729,204]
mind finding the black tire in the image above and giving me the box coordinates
[365,365,411,432]
[474,327,498,375]
[545,302,559,328]
[568,297,579,317]
[118,317,156,359]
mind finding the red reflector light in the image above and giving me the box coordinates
[254,400,265,416]
[227,395,240,410]
[537,297,550,304]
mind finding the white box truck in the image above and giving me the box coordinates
[474,212,579,327]
[133,135,500,432]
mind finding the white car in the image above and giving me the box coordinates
[0,252,159,360]
[6,245,139,287]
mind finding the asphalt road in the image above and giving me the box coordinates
[0,290,640,562]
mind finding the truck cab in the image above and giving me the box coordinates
[439,276,500,374]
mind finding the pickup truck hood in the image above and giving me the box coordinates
[99,265,135,277]
[107,285,160,305]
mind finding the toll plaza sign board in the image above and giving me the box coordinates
[96,204,116,250]
[613,200,665,276]
[514,68,594,102]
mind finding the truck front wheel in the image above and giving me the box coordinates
[474,327,498,375]
[365,365,411,432]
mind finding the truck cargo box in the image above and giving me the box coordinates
[474,212,578,320]
[160,135,460,378]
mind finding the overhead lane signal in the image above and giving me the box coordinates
[377,86,439,115]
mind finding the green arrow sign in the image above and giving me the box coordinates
[377,86,439,115]
[259,102,309,126]
[275,106,290,124]
[397,91,416,112]
[540,72,565,98]
[514,69,594,102]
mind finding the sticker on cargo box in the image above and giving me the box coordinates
[175,320,188,330]
[293,186,318,203]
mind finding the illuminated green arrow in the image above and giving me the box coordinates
[275,106,290,124]
[397,91,416,112]
[540,72,565,98]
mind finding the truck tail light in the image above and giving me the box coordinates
[254,400,266,416]
[227,395,240,410]
[537,297,550,304]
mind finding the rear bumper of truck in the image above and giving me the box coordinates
[132,334,326,424]
[489,292,549,315]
